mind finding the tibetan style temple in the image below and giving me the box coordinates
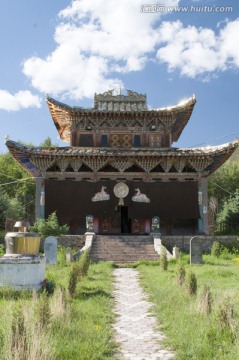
[6,90,238,235]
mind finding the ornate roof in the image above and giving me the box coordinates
[46,93,196,143]
[6,139,238,180]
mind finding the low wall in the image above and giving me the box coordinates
[161,235,238,253]
[40,235,85,251]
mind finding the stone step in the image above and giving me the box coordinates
[91,245,155,249]
[90,235,159,263]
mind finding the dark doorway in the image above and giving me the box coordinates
[121,206,131,233]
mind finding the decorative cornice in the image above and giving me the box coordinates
[6,139,238,179]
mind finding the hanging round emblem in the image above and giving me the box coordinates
[113,182,129,205]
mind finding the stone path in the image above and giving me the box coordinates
[113,268,175,360]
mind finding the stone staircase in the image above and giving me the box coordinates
[90,235,159,264]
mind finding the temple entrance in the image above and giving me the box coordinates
[120,206,131,234]
[98,207,131,234]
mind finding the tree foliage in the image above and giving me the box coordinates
[0,138,57,229]
[39,137,58,147]
[208,161,239,208]
[216,190,239,234]
[0,153,35,228]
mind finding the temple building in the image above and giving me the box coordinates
[6,90,238,235]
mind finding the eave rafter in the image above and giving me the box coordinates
[6,139,238,180]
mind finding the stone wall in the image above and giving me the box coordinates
[161,235,238,253]
[40,235,85,251]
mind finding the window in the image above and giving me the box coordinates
[79,134,94,147]
[133,135,141,147]
[101,135,108,147]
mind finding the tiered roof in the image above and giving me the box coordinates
[46,91,196,143]
[6,90,238,182]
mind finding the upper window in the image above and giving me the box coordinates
[133,135,141,147]
[101,135,108,147]
[79,134,94,147]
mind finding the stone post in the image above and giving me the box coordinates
[201,177,209,235]
[198,177,209,235]
[66,247,72,262]
[35,177,45,220]
[173,246,179,259]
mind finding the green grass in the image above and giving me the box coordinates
[137,255,239,360]
[2,252,239,359]
[51,261,116,360]
[0,261,116,360]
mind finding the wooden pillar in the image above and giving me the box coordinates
[35,177,45,220]
[198,177,209,235]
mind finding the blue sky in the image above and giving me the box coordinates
[0,0,238,153]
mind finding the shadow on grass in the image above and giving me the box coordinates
[203,261,230,267]
[76,287,112,300]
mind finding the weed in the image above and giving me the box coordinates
[185,270,197,295]
[197,285,213,315]
[160,245,168,271]
[57,245,66,267]
[213,295,236,335]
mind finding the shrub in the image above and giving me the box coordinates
[185,270,197,295]
[80,250,91,277]
[160,245,168,271]
[175,262,186,286]
[197,285,213,315]
[30,212,69,238]
[0,244,5,256]
[68,250,91,295]
[220,245,231,260]
[211,241,221,257]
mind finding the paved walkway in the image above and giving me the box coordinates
[113,268,175,360]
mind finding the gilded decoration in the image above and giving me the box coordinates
[113,182,129,205]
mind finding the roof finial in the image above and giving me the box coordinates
[119,85,122,95]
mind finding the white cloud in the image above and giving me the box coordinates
[157,18,239,77]
[22,0,239,99]
[22,0,179,99]
[0,90,41,111]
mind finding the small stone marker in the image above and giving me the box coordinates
[66,247,72,262]
[190,236,202,265]
[44,236,58,265]
[173,246,179,259]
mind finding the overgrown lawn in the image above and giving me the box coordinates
[138,255,239,360]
